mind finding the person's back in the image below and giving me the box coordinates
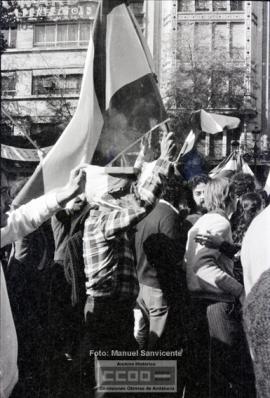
[185,211,237,302]
[135,200,182,290]
[135,176,186,350]
[243,268,270,398]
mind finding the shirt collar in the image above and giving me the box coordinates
[159,199,179,215]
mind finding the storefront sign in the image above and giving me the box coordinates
[16,1,98,20]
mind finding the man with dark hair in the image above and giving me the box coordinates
[186,174,210,225]
[134,175,186,350]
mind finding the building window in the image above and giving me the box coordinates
[178,0,193,12]
[213,1,227,11]
[177,22,194,62]
[32,74,82,95]
[195,0,210,11]
[128,1,145,33]
[211,70,229,107]
[213,23,229,54]
[194,23,211,53]
[33,22,91,47]
[230,1,244,11]
[1,73,16,96]
[1,28,17,48]
[128,0,144,14]
[230,23,245,60]
[229,71,245,107]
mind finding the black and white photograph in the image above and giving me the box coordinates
[1,0,270,397]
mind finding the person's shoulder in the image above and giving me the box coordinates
[244,205,270,241]
[197,212,231,233]
[186,213,201,225]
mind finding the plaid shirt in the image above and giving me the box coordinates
[83,158,171,300]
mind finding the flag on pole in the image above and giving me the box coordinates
[209,151,256,179]
[14,0,167,207]
[209,152,239,178]
[264,168,270,195]
[178,109,241,158]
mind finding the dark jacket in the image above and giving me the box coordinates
[135,201,185,293]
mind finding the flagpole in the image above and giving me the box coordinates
[106,118,170,166]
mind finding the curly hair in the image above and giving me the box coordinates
[161,176,184,208]
[240,192,262,227]
[231,172,255,198]
[188,174,210,191]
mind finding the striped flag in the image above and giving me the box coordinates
[209,151,240,178]
[209,152,255,179]
[14,0,167,206]
[178,110,240,158]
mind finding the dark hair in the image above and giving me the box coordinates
[161,176,183,208]
[162,178,195,218]
[231,172,255,198]
[256,189,269,208]
[188,174,210,191]
[240,192,262,227]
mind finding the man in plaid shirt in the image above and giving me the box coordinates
[82,133,175,354]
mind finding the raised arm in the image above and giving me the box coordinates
[101,133,176,239]
[1,165,86,248]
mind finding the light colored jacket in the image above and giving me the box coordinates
[184,211,243,303]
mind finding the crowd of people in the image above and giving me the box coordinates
[1,131,270,398]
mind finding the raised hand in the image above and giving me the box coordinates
[160,132,176,161]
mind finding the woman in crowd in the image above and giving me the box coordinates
[184,176,255,398]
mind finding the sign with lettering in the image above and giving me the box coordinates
[16,1,98,21]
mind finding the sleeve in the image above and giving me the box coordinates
[1,192,61,248]
[51,210,71,249]
[193,219,243,298]
[137,158,172,206]
[102,207,147,240]
[219,241,241,259]
[194,247,243,297]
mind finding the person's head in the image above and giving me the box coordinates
[161,175,184,209]
[178,183,196,220]
[240,192,262,226]
[1,171,12,227]
[231,172,255,199]
[188,174,210,213]
[256,189,269,209]
[85,164,137,210]
[204,176,236,215]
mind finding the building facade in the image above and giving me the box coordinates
[1,0,144,137]
[1,0,269,169]
[142,0,270,162]
[143,0,270,161]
